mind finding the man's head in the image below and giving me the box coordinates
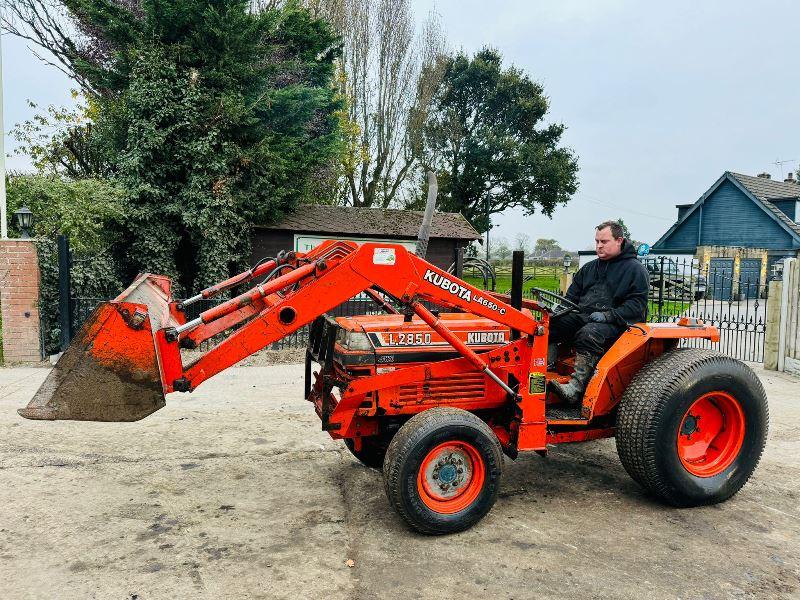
[595,220,625,260]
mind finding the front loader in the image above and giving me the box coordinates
[20,241,769,534]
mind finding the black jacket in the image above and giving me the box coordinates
[565,240,649,325]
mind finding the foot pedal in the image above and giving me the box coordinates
[546,404,584,421]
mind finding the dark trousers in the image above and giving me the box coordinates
[549,313,626,357]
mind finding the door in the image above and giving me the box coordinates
[738,259,761,299]
[709,258,734,301]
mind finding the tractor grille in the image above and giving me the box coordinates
[397,372,486,405]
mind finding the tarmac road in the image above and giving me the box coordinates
[0,362,798,600]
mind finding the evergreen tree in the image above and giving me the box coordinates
[5,0,342,290]
[420,48,578,234]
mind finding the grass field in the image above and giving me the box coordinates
[463,274,561,294]
[464,272,693,321]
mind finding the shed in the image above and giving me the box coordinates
[251,205,481,270]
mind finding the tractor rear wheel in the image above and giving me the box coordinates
[383,407,503,535]
[616,348,768,507]
[344,436,388,469]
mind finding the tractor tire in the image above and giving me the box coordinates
[344,436,388,469]
[616,348,768,507]
[382,407,503,535]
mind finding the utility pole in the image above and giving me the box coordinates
[485,192,490,262]
[0,32,7,239]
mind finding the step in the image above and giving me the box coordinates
[545,404,585,422]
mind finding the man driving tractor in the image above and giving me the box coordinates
[549,220,650,405]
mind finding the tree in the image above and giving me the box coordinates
[420,48,579,233]
[513,232,532,254]
[10,95,109,179]
[302,0,445,208]
[615,218,632,240]
[6,175,127,353]
[3,1,342,290]
[491,236,511,261]
[534,238,562,258]
[615,218,642,247]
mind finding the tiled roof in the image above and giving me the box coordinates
[654,171,800,249]
[730,172,800,238]
[760,198,800,238]
[730,172,800,201]
[256,205,481,240]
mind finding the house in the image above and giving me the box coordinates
[250,204,481,271]
[651,171,800,297]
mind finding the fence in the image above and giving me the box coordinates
[71,295,389,352]
[68,256,770,362]
[643,256,768,362]
[463,262,567,292]
[70,293,452,353]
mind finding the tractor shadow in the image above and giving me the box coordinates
[340,437,656,530]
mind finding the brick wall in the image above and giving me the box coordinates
[0,240,42,364]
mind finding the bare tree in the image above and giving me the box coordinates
[514,232,532,255]
[303,0,445,207]
[0,0,146,97]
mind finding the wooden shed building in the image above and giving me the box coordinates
[251,205,481,270]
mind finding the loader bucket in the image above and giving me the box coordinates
[19,274,180,422]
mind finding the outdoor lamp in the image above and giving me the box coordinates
[13,206,34,239]
[563,254,572,272]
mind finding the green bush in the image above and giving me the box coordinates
[6,175,126,355]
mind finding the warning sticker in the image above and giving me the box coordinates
[373,248,396,265]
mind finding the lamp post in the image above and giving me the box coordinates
[13,206,34,239]
[560,254,573,295]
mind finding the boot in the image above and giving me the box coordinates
[549,353,599,406]
[547,343,559,371]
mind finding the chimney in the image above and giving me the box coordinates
[785,172,796,184]
[757,172,771,179]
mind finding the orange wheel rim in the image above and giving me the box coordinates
[416,441,485,514]
[676,391,746,477]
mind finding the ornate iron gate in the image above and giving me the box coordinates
[649,257,767,362]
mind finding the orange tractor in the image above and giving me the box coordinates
[20,241,768,534]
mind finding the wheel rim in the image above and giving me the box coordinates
[676,391,746,477]
[417,441,485,514]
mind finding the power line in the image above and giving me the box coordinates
[574,194,674,222]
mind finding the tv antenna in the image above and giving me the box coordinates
[774,158,797,179]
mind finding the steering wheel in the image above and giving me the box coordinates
[529,287,579,320]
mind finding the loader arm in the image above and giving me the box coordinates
[20,240,544,422]
[175,241,539,392]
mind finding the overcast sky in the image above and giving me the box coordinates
[3,1,799,250]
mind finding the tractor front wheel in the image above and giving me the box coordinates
[383,408,503,535]
[616,349,768,506]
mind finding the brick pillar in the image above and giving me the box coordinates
[0,240,42,364]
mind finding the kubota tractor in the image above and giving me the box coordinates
[20,241,768,535]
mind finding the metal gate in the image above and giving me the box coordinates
[62,248,770,362]
[649,257,768,362]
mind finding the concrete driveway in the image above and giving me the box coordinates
[1,362,798,599]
